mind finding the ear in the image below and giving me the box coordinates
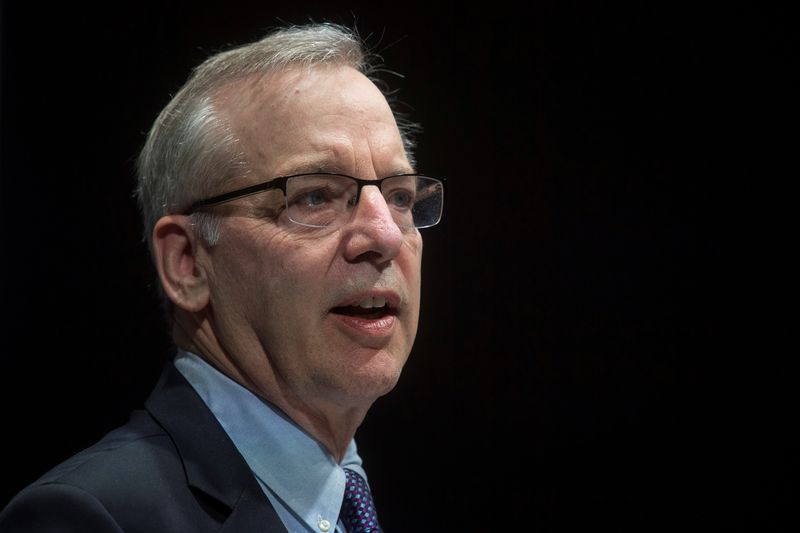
[152,215,210,312]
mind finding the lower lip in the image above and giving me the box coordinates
[332,313,397,338]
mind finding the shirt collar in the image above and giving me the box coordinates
[173,349,367,530]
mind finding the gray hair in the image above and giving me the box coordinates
[135,22,418,254]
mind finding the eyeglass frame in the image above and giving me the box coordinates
[183,172,445,228]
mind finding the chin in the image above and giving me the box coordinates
[344,356,405,403]
[315,344,409,406]
[372,368,403,398]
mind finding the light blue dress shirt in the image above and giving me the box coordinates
[174,349,369,533]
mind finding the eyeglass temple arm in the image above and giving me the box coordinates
[184,181,281,214]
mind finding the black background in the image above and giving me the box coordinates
[1,1,794,531]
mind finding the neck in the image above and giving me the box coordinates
[172,311,370,463]
[276,394,369,463]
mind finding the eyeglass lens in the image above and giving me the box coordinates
[284,174,443,228]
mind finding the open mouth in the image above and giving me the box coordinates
[330,296,397,320]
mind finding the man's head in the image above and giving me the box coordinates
[136,23,419,253]
[135,24,440,428]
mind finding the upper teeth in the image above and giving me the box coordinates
[357,296,387,309]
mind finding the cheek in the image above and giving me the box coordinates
[244,241,326,355]
[259,236,335,316]
[271,238,329,284]
[210,228,307,314]
[403,237,424,291]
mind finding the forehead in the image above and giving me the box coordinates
[216,65,409,176]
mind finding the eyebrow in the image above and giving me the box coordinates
[293,162,347,175]
[281,162,416,178]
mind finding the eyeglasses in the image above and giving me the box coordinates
[184,172,444,229]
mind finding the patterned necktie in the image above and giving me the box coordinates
[340,468,383,532]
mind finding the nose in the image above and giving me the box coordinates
[341,185,404,264]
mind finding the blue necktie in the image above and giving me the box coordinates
[340,468,383,532]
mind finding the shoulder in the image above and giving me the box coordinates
[0,410,189,532]
[35,410,177,491]
[0,482,124,532]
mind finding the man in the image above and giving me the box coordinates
[0,22,443,532]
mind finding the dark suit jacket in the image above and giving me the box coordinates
[0,362,289,532]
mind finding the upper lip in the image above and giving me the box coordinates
[332,290,402,311]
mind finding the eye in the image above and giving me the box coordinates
[295,188,330,207]
[385,187,415,209]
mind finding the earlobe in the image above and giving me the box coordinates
[152,215,210,312]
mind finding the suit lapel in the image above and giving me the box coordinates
[145,362,288,532]
[218,487,288,532]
